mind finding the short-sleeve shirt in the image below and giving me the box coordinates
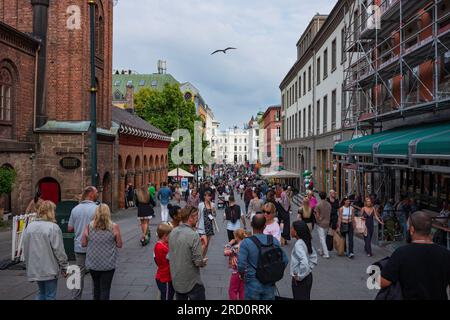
[381,243,450,300]
[68,201,97,253]
[263,221,281,242]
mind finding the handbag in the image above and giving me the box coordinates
[326,229,334,251]
[354,216,367,236]
[340,223,349,234]
[333,231,345,256]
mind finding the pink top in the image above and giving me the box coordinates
[309,196,318,209]
[264,221,281,242]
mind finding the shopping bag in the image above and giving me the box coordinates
[354,217,367,236]
[333,232,345,256]
[326,229,334,251]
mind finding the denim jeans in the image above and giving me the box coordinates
[36,279,58,300]
[72,253,87,300]
[341,223,354,255]
[244,279,275,300]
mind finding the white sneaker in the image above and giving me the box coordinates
[323,255,330,259]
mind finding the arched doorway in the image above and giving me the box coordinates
[38,177,61,205]
[0,164,15,214]
[102,172,112,208]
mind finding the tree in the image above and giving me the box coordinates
[134,84,209,171]
[0,166,16,196]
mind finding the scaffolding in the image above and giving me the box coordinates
[342,0,450,137]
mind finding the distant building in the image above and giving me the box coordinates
[247,116,260,165]
[216,128,249,165]
[260,106,282,174]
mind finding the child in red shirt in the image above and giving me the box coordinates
[154,223,174,300]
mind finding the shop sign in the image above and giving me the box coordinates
[60,157,81,170]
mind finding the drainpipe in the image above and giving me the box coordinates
[31,0,50,128]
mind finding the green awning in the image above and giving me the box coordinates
[375,123,450,157]
[333,121,450,159]
[333,130,392,155]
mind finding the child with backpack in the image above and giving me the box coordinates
[154,223,174,300]
[224,229,246,300]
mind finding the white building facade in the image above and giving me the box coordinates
[247,117,260,165]
[215,128,250,165]
[280,3,351,192]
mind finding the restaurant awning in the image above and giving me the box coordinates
[333,122,450,160]
[168,168,194,178]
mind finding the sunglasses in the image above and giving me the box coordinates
[262,210,272,214]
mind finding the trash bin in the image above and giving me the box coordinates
[56,201,79,261]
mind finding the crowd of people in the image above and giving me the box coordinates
[19,165,450,301]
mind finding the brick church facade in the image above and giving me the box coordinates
[0,0,169,214]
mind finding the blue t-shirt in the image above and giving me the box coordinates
[158,187,172,205]
[237,233,288,281]
[68,201,97,253]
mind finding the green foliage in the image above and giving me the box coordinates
[0,167,16,195]
[134,84,209,171]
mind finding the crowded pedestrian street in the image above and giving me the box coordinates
[0,191,390,300]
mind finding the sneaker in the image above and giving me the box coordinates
[348,253,354,259]
[323,255,330,259]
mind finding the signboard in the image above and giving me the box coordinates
[181,178,189,192]
[60,157,81,170]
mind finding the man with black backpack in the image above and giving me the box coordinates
[238,214,288,300]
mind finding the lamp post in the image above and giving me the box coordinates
[88,0,97,186]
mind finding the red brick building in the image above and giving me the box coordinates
[0,0,169,213]
[262,105,282,172]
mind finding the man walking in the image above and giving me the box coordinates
[158,182,172,223]
[68,186,98,300]
[169,206,208,300]
[238,214,288,300]
[315,192,331,259]
[380,211,450,299]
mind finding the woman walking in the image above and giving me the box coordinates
[187,188,200,208]
[248,188,263,221]
[135,186,156,246]
[224,196,244,242]
[290,220,317,300]
[82,204,123,300]
[23,201,68,300]
[197,191,216,257]
[174,184,182,205]
[361,197,384,257]
[337,197,355,259]
[298,198,314,232]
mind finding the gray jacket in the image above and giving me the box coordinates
[23,219,68,282]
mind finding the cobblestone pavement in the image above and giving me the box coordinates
[0,195,391,300]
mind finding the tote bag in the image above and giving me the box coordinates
[354,216,367,236]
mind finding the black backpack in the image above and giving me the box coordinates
[249,235,286,285]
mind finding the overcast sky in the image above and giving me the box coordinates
[113,0,336,129]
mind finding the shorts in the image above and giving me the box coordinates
[138,216,153,221]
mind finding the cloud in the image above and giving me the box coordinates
[113,0,336,128]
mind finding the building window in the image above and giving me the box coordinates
[127,80,133,86]
[225,139,227,143]
[332,89,337,130]
[298,76,301,97]
[95,3,104,58]
[152,80,158,87]
[114,80,121,86]
[323,48,328,79]
[323,95,328,132]
[139,80,146,86]
[331,38,337,71]
[316,100,321,135]
[295,113,298,138]
[308,105,311,136]
[239,146,242,151]
[235,146,237,152]
[276,127,281,137]
[308,66,312,91]
[341,27,347,63]
[317,57,321,85]
[275,110,280,121]
[303,71,306,95]
[295,81,298,102]
[0,68,13,122]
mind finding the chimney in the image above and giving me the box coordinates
[31,0,50,128]
[125,84,134,113]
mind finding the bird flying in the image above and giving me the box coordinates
[211,47,237,55]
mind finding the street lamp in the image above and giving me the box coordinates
[88,0,97,187]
